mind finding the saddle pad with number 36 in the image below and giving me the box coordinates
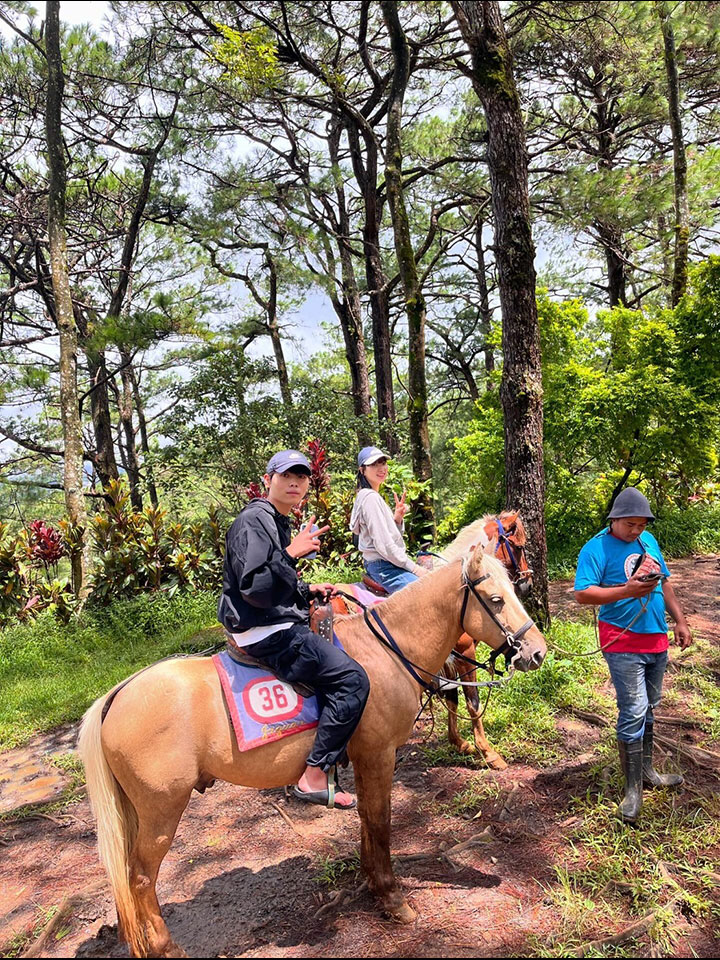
[212,635,345,752]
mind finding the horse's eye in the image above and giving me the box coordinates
[491,595,504,605]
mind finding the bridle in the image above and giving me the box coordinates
[459,569,535,666]
[490,516,533,592]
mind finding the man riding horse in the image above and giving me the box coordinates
[218,449,369,809]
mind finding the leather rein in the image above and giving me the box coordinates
[336,568,534,694]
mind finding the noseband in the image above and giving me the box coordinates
[460,571,535,663]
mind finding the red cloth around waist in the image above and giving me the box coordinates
[599,620,669,654]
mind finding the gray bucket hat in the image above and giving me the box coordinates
[607,487,655,521]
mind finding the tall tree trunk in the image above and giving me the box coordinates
[381,1,433,523]
[327,123,373,427]
[130,363,159,508]
[44,0,88,595]
[263,253,293,415]
[75,311,119,488]
[346,123,397,452]
[585,65,629,308]
[595,220,628,308]
[656,0,689,306]
[475,218,496,388]
[590,71,628,308]
[452,0,549,625]
[119,350,142,510]
[85,348,119,487]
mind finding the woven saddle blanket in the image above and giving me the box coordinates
[212,634,345,753]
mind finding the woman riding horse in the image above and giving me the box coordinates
[350,446,428,592]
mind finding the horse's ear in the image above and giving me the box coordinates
[505,511,519,527]
[467,544,485,574]
[483,534,498,555]
[483,520,497,540]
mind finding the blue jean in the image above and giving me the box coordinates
[364,559,418,594]
[603,651,668,742]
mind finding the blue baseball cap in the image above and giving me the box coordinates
[358,446,391,467]
[266,450,311,475]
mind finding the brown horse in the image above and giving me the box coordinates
[78,549,546,958]
[438,511,532,768]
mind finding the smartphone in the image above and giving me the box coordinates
[638,572,666,582]
[300,522,319,559]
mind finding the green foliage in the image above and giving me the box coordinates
[0,590,218,748]
[0,521,76,625]
[90,480,224,602]
[441,270,720,566]
[211,24,281,95]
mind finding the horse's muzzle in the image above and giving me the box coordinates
[511,640,546,672]
[515,579,532,600]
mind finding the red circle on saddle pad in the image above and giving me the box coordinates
[242,677,304,724]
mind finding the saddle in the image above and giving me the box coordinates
[224,599,335,698]
[361,574,389,597]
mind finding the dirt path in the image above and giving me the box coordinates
[1,557,718,958]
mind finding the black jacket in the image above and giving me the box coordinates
[218,498,310,632]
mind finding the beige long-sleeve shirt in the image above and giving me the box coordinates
[349,489,425,575]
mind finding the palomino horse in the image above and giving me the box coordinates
[438,511,532,769]
[339,511,532,769]
[78,550,546,958]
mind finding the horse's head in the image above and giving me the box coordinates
[460,549,546,672]
[483,511,533,600]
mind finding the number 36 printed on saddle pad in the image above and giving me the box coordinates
[212,641,343,751]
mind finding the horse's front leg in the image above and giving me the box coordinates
[465,683,507,771]
[353,748,416,923]
[446,686,475,755]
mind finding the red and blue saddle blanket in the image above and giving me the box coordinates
[212,634,346,753]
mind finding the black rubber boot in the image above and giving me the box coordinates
[643,724,684,788]
[617,739,643,824]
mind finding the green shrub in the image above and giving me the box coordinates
[0,590,219,748]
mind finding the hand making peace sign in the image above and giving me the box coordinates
[393,489,409,525]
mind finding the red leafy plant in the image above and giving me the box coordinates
[244,481,267,501]
[29,520,65,566]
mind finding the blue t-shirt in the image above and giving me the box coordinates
[574,528,670,634]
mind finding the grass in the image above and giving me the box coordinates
[314,850,361,887]
[533,787,720,956]
[1,905,60,958]
[0,590,219,748]
[425,620,612,768]
[440,776,503,817]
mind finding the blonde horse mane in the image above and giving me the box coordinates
[440,514,494,563]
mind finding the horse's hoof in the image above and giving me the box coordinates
[160,941,188,958]
[459,741,476,756]
[485,753,508,771]
[384,897,417,924]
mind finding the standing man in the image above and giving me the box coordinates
[574,488,692,824]
[218,450,370,809]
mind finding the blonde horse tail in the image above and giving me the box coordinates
[78,693,146,956]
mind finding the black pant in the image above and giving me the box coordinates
[249,624,370,771]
